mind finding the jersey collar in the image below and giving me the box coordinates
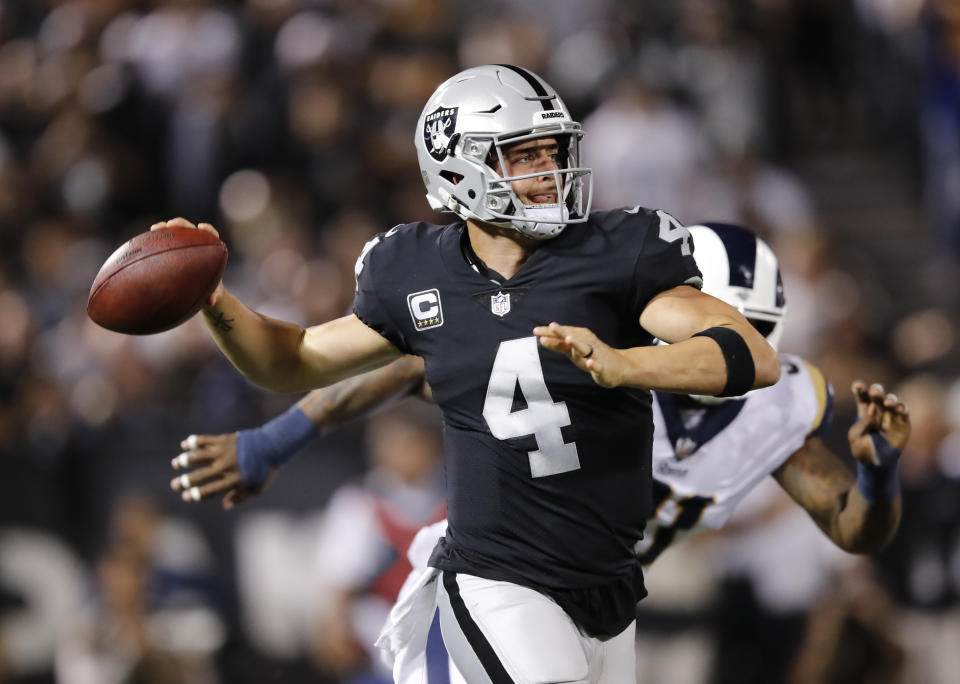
[655,391,747,460]
[439,219,585,289]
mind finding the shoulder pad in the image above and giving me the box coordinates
[780,354,834,437]
[354,222,443,290]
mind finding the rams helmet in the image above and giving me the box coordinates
[689,222,787,351]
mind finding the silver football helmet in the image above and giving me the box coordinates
[415,64,592,240]
[688,223,787,403]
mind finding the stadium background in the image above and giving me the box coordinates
[1,0,959,682]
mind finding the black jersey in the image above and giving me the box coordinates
[353,207,701,636]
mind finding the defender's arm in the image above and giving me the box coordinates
[296,355,428,431]
[172,356,429,508]
[772,382,908,553]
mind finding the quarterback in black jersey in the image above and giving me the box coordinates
[156,65,778,682]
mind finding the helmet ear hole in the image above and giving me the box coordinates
[439,171,464,185]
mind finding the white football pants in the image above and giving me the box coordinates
[436,572,636,684]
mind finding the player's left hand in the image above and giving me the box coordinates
[170,433,274,510]
[534,322,624,388]
[848,381,911,467]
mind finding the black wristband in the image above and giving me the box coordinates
[692,327,756,397]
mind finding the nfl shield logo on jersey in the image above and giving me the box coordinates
[490,291,511,317]
[675,436,698,460]
[423,106,459,162]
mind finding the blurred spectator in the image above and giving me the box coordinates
[708,479,852,684]
[56,493,226,684]
[673,0,767,158]
[920,0,960,257]
[890,306,957,369]
[306,403,445,683]
[725,151,818,238]
[634,536,718,684]
[582,75,727,223]
[873,374,960,684]
[233,403,445,683]
[0,528,86,682]
[788,560,904,684]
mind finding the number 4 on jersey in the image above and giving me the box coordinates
[483,337,581,478]
[625,206,692,256]
[354,225,401,290]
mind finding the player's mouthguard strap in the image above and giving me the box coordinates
[856,432,901,502]
[692,327,755,397]
[237,405,318,486]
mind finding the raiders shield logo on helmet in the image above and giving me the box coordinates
[423,106,458,162]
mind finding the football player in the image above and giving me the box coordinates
[159,64,780,682]
[171,223,907,682]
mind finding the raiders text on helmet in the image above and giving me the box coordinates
[415,65,593,240]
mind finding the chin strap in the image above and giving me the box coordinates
[511,202,569,239]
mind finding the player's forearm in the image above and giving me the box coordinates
[637,287,780,393]
[616,332,780,393]
[201,289,312,392]
[832,488,902,553]
[775,438,903,554]
[295,356,427,432]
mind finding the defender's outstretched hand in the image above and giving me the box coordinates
[534,322,624,388]
[150,218,225,306]
[848,381,911,467]
[171,433,272,510]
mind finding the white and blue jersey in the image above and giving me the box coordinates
[639,353,834,563]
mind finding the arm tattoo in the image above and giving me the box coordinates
[204,309,235,332]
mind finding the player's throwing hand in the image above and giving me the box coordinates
[150,218,225,306]
[534,322,625,388]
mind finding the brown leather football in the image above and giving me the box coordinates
[87,226,227,335]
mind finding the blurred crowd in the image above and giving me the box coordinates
[1,0,960,683]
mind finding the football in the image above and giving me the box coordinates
[87,226,227,335]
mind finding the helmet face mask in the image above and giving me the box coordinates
[416,65,593,240]
[686,223,788,405]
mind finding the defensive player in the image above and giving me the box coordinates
[159,64,780,682]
